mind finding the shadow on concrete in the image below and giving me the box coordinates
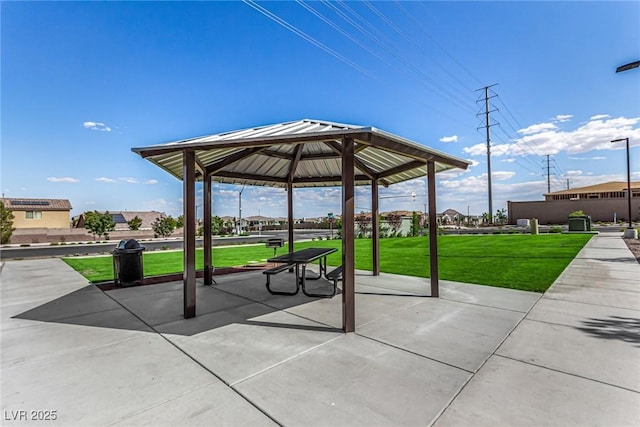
[13,274,342,336]
[592,257,638,265]
[575,316,640,347]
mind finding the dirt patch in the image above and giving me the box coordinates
[624,238,640,265]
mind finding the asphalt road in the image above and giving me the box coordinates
[0,230,333,261]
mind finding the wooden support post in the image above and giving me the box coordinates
[342,137,355,333]
[287,181,294,254]
[427,161,439,297]
[371,179,380,276]
[203,174,213,286]
[183,150,197,318]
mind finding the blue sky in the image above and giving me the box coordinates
[2,1,639,219]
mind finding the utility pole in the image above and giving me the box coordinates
[546,154,551,193]
[476,84,498,223]
[566,179,570,190]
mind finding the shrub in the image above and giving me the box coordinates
[50,242,59,246]
[549,227,563,233]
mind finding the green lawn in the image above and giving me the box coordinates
[63,234,593,293]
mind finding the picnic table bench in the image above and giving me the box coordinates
[264,247,338,298]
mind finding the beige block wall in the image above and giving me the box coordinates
[11,210,71,229]
[507,198,640,225]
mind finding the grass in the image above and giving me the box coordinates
[63,234,593,293]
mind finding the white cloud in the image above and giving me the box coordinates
[96,177,116,183]
[518,122,557,135]
[569,156,606,160]
[439,135,458,143]
[47,177,79,183]
[554,114,573,122]
[492,171,516,180]
[501,158,515,163]
[143,179,158,185]
[119,177,139,184]
[565,170,583,176]
[83,121,112,132]
[463,115,640,158]
[589,114,610,121]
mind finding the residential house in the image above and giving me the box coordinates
[1,198,72,229]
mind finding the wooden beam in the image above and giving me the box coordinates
[183,150,197,318]
[133,132,348,158]
[203,174,213,287]
[289,144,303,183]
[324,140,377,181]
[205,147,266,175]
[427,161,439,297]
[342,137,355,333]
[293,175,371,184]
[372,180,380,276]
[352,132,470,170]
[262,149,340,161]
[377,160,426,180]
[213,171,288,184]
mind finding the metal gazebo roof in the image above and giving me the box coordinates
[132,119,470,187]
[131,118,471,333]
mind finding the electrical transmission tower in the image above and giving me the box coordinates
[543,155,559,193]
[476,84,499,222]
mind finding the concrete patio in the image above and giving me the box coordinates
[1,233,639,426]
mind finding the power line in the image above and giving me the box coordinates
[322,0,476,114]
[242,0,376,79]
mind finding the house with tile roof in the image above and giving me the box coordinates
[1,198,72,229]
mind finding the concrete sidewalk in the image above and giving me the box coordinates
[435,232,640,427]
[1,233,638,426]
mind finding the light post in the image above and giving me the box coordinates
[611,138,636,238]
[238,185,245,235]
[613,60,638,238]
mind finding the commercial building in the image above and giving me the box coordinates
[508,181,640,224]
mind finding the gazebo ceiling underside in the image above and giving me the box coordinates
[133,120,470,188]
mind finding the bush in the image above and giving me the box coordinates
[50,242,59,246]
[549,227,563,233]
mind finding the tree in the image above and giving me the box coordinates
[84,211,115,240]
[152,215,176,238]
[127,215,142,230]
[409,211,421,237]
[1,201,16,244]
[495,208,507,225]
[211,215,224,234]
[175,214,184,229]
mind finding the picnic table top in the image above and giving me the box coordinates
[267,247,337,264]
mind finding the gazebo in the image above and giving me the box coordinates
[132,119,470,333]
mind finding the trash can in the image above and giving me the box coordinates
[568,215,591,232]
[113,239,145,287]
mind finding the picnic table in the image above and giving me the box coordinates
[264,247,339,297]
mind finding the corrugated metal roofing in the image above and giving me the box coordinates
[132,119,471,188]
